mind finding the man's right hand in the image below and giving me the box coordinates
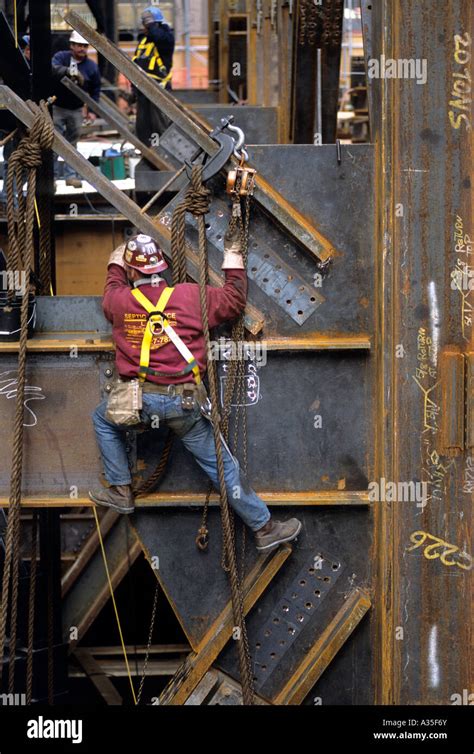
[69,70,85,87]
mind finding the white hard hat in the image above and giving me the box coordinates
[69,30,88,45]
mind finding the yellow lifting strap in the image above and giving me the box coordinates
[131,286,201,384]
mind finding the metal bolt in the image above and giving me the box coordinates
[104,383,112,393]
[104,368,113,377]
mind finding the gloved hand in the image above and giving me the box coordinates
[222,228,244,269]
[69,70,85,87]
[142,8,164,26]
[108,245,126,268]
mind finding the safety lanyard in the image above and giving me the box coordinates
[131,286,201,385]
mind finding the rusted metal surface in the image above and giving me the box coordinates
[372,0,473,705]
[64,10,339,265]
[0,85,265,334]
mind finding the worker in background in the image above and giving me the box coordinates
[20,34,30,62]
[51,30,101,188]
[89,234,302,553]
[132,5,174,148]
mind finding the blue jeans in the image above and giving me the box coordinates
[92,393,271,532]
[53,106,83,179]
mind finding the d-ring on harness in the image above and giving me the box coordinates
[131,286,201,385]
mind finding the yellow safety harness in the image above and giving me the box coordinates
[131,286,201,384]
[132,36,173,86]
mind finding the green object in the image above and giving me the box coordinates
[99,155,126,180]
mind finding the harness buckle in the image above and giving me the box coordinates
[181,386,196,410]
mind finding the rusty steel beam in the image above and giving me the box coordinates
[64,9,337,264]
[158,545,292,703]
[61,509,120,597]
[0,491,370,508]
[371,0,473,705]
[0,85,265,334]
[73,649,123,705]
[273,587,371,704]
[61,76,171,171]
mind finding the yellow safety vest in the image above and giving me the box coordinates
[131,286,201,384]
[132,36,173,86]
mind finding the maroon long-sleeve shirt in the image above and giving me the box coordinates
[103,264,247,384]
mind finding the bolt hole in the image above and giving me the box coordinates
[264,629,271,636]
[275,288,281,293]
[216,234,222,241]
[305,602,313,609]
[205,222,211,229]
[270,652,276,659]
[288,627,296,635]
[251,267,257,272]
[310,296,316,302]
[324,576,331,582]
[332,563,340,570]
[300,580,306,586]
[256,642,261,648]
[282,605,289,612]
[263,253,269,258]
[272,617,280,624]
[286,299,292,305]
[297,614,304,623]
[299,286,305,292]
[308,567,315,574]
[297,310,303,316]
[263,277,268,283]
[315,590,321,597]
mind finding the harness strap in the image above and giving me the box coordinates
[131,286,201,385]
[132,36,172,86]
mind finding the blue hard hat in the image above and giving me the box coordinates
[142,6,164,22]
[22,34,30,46]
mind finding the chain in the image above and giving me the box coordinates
[136,580,160,705]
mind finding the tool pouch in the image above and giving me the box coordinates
[105,378,143,426]
[193,382,209,410]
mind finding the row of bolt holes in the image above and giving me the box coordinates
[255,562,340,671]
[206,225,317,316]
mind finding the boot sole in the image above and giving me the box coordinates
[88,491,135,514]
[255,521,302,552]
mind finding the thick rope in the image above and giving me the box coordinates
[184,165,254,704]
[26,512,38,704]
[0,101,54,691]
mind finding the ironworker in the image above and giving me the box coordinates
[132,5,174,149]
[89,234,302,552]
[51,30,101,188]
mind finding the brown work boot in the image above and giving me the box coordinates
[254,517,302,552]
[88,484,135,514]
[66,177,82,188]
